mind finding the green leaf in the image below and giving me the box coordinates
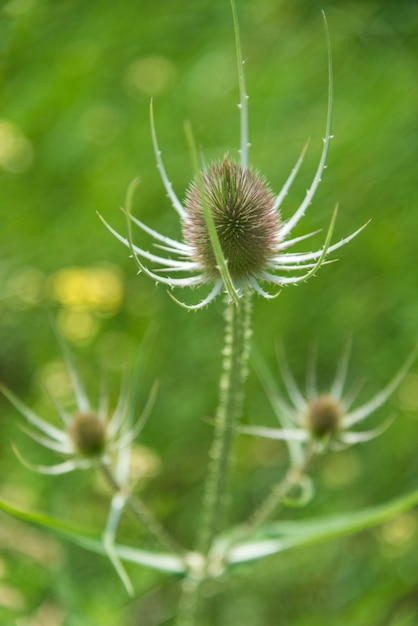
[0,498,186,575]
[223,487,418,565]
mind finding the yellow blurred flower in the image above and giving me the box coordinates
[49,265,123,313]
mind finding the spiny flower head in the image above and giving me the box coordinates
[1,341,156,475]
[304,394,343,439]
[99,10,368,309]
[184,157,279,281]
[68,410,107,457]
[240,341,417,453]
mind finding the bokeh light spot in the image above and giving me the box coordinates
[186,50,235,100]
[398,373,418,413]
[129,444,162,484]
[7,267,45,308]
[380,512,417,547]
[0,119,34,173]
[56,308,99,344]
[320,450,362,488]
[79,104,121,146]
[49,265,123,313]
[39,360,73,403]
[2,0,37,17]
[124,55,177,97]
[0,582,25,611]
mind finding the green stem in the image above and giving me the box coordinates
[176,577,202,626]
[175,294,252,626]
[101,464,184,557]
[243,445,316,535]
[199,293,252,555]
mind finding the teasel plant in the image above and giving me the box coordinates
[1,2,418,626]
[97,2,369,618]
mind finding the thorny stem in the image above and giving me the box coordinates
[101,463,184,557]
[209,448,317,576]
[199,293,252,555]
[176,294,252,626]
[176,577,202,626]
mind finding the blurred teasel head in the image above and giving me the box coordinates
[304,394,344,440]
[240,340,417,453]
[1,339,157,475]
[67,410,108,457]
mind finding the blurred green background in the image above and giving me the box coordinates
[1,0,418,624]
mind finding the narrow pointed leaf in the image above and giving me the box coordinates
[0,498,186,574]
[224,487,418,565]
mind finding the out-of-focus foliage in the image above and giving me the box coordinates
[0,0,417,624]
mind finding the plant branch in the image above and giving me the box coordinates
[101,463,184,557]
[175,294,252,626]
[243,444,316,535]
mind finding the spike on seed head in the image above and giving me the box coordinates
[68,411,107,457]
[184,156,280,281]
[305,395,343,439]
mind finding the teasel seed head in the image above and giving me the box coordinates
[184,156,280,281]
[305,395,343,439]
[68,411,107,457]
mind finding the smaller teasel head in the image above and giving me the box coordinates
[1,337,157,476]
[68,411,107,457]
[304,394,343,440]
[0,335,158,598]
[239,341,417,455]
[184,156,280,281]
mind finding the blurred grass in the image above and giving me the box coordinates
[1,0,418,624]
